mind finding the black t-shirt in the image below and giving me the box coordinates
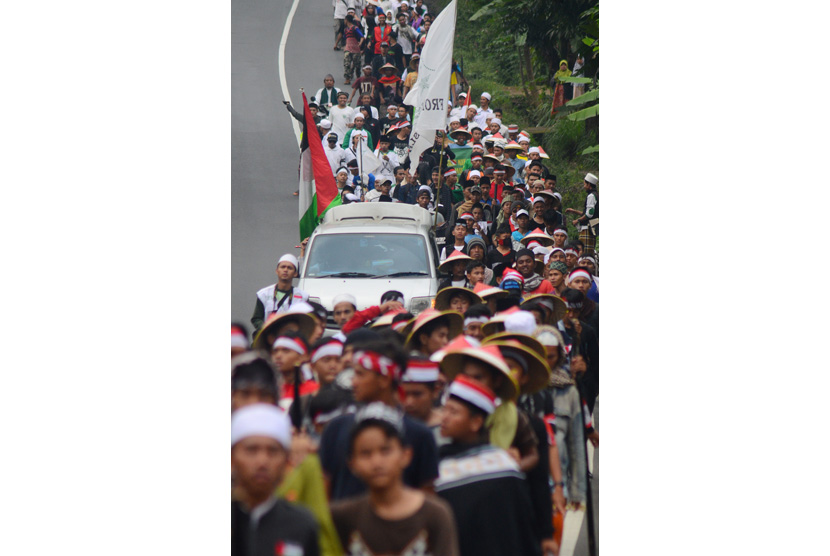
[391,134,410,160]
[485,245,515,272]
[231,498,320,556]
[319,410,439,501]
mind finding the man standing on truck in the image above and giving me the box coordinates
[251,254,309,333]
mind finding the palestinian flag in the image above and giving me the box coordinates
[298,92,341,240]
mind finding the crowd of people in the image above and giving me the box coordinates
[233,1,598,555]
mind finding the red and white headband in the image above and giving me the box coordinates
[448,375,497,415]
[464,316,489,327]
[354,350,401,381]
[231,327,248,349]
[311,341,343,364]
[564,248,578,256]
[569,269,592,282]
[401,359,440,383]
[272,336,307,355]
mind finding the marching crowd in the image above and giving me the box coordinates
[232,2,598,555]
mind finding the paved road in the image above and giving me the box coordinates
[232,0,343,327]
[232,2,598,553]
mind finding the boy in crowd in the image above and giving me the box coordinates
[231,352,278,412]
[400,356,444,437]
[271,331,319,410]
[462,304,491,342]
[319,336,439,500]
[231,404,320,556]
[330,403,459,555]
[435,376,541,556]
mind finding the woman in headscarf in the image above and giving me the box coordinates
[550,59,570,115]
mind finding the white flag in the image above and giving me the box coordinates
[404,0,457,171]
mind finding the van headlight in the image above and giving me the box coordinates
[409,296,433,315]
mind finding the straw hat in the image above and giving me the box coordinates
[404,309,464,350]
[370,308,408,329]
[521,294,567,324]
[438,250,473,273]
[495,163,516,180]
[482,331,546,359]
[450,127,472,139]
[504,140,523,151]
[473,281,510,301]
[520,228,554,248]
[533,190,557,204]
[434,287,482,311]
[440,345,517,401]
[252,310,316,350]
[482,339,550,394]
[429,334,479,364]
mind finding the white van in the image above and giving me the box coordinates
[297,203,440,329]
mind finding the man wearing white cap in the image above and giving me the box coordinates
[341,112,374,150]
[331,293,357,327]
[473,92,494,129]
[251,253,310,332]
[231,404,320,556]
[565,172,599,256]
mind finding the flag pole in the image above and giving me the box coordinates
[359,135,365,201]
[434,132,443,228]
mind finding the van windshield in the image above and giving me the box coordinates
[304,233,432,278]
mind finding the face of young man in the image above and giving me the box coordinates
[313,355,342,387]
[440,397,482,441]
[397,106,407,119]
[466,266,485,287]
[417,194,430,208]
[533,202,545,216]
[569,276,592,293]
[460,358,501,394]
[471,207,483,221]
[395,168,407,184]
[380,182,392,195]
[271,346,304,374]
[337,94,348,107]
[450,260,467,279]
[464,321,485,341]
[480,96,489,109]
[468,244,485,261]
[387,106,397,118]
[231,387,276,412]
[516,214,529,230]
[488,122,500,134]
[565,252,578,268]
[276,261,297,282]
[352,364,387,402]
[553,232,566,247]
[353,116,365,129]
[333,301,355,326]
[449,294,471,313]
[549,251,565,263]
[402,383,436,422]
[420,324,450,354]
[231,436,288,502]
[466,107,477,121]
[516,254,536,277]
[547,269,564,287]
[349,427,412,490]
[452,224,467,241]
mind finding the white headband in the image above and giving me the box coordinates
[311,341,343,364]
[464,316,489,327]
[231,331,248,349]
[564,249,578,256]
[272,336,307,355]
[231,403,292,448]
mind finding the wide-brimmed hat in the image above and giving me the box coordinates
[438,250,473,273]
[473,281,509,301]
[370,308,408,329]
[252,310,316,350]
[533,190,557,204]
[380,62,398,72]
[495,164,516,180]
[482,338,550,395]
[404,309,464,350]
[450,127,472,139]
[434,287,482,311]
[521,294,567,324]
[440,344,517,400]
[520,228,554,248]
[504,140,523,151]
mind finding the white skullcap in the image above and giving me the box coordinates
[585,172,598,185]
[278,253,299,270]
[450,116,461,124]
[351,130,369,141]
[332,293,357,308]
[494,139,506,149]
[468,170,481,178]
[532,245,550,256]
[504,311,537,335]
[352,112,365,122]
[516,209,529,218]
[480,92,492,101]
[231,403,292,448]
[528,147,540,154]
[518,135,530,144]
[467,104,478,111]
[490,118,502,126]
[319,119,332,129]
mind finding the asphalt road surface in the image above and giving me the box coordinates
[232,0,343,327]
[231,1,598,553]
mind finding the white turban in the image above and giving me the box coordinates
[490,118,502,126]
[480,92,492,101]
[333,293,357,309]
[504,311,537,335]
[319,119,332,129]
[352,112,365,123]
[231,403,292,448]
[278,253,299,270]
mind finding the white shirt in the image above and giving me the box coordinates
[473,107,494,129]
[328,105,355,139]
[373,149,400,182]
[324,143,347,175]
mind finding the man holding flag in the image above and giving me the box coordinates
[298,92,343,241]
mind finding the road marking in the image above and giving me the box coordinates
[278,0,303,145]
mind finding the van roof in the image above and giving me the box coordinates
[319,202,434,229]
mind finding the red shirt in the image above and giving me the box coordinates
[526,280,554,295]
[280,380,319,402]
[373,25,392,54]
